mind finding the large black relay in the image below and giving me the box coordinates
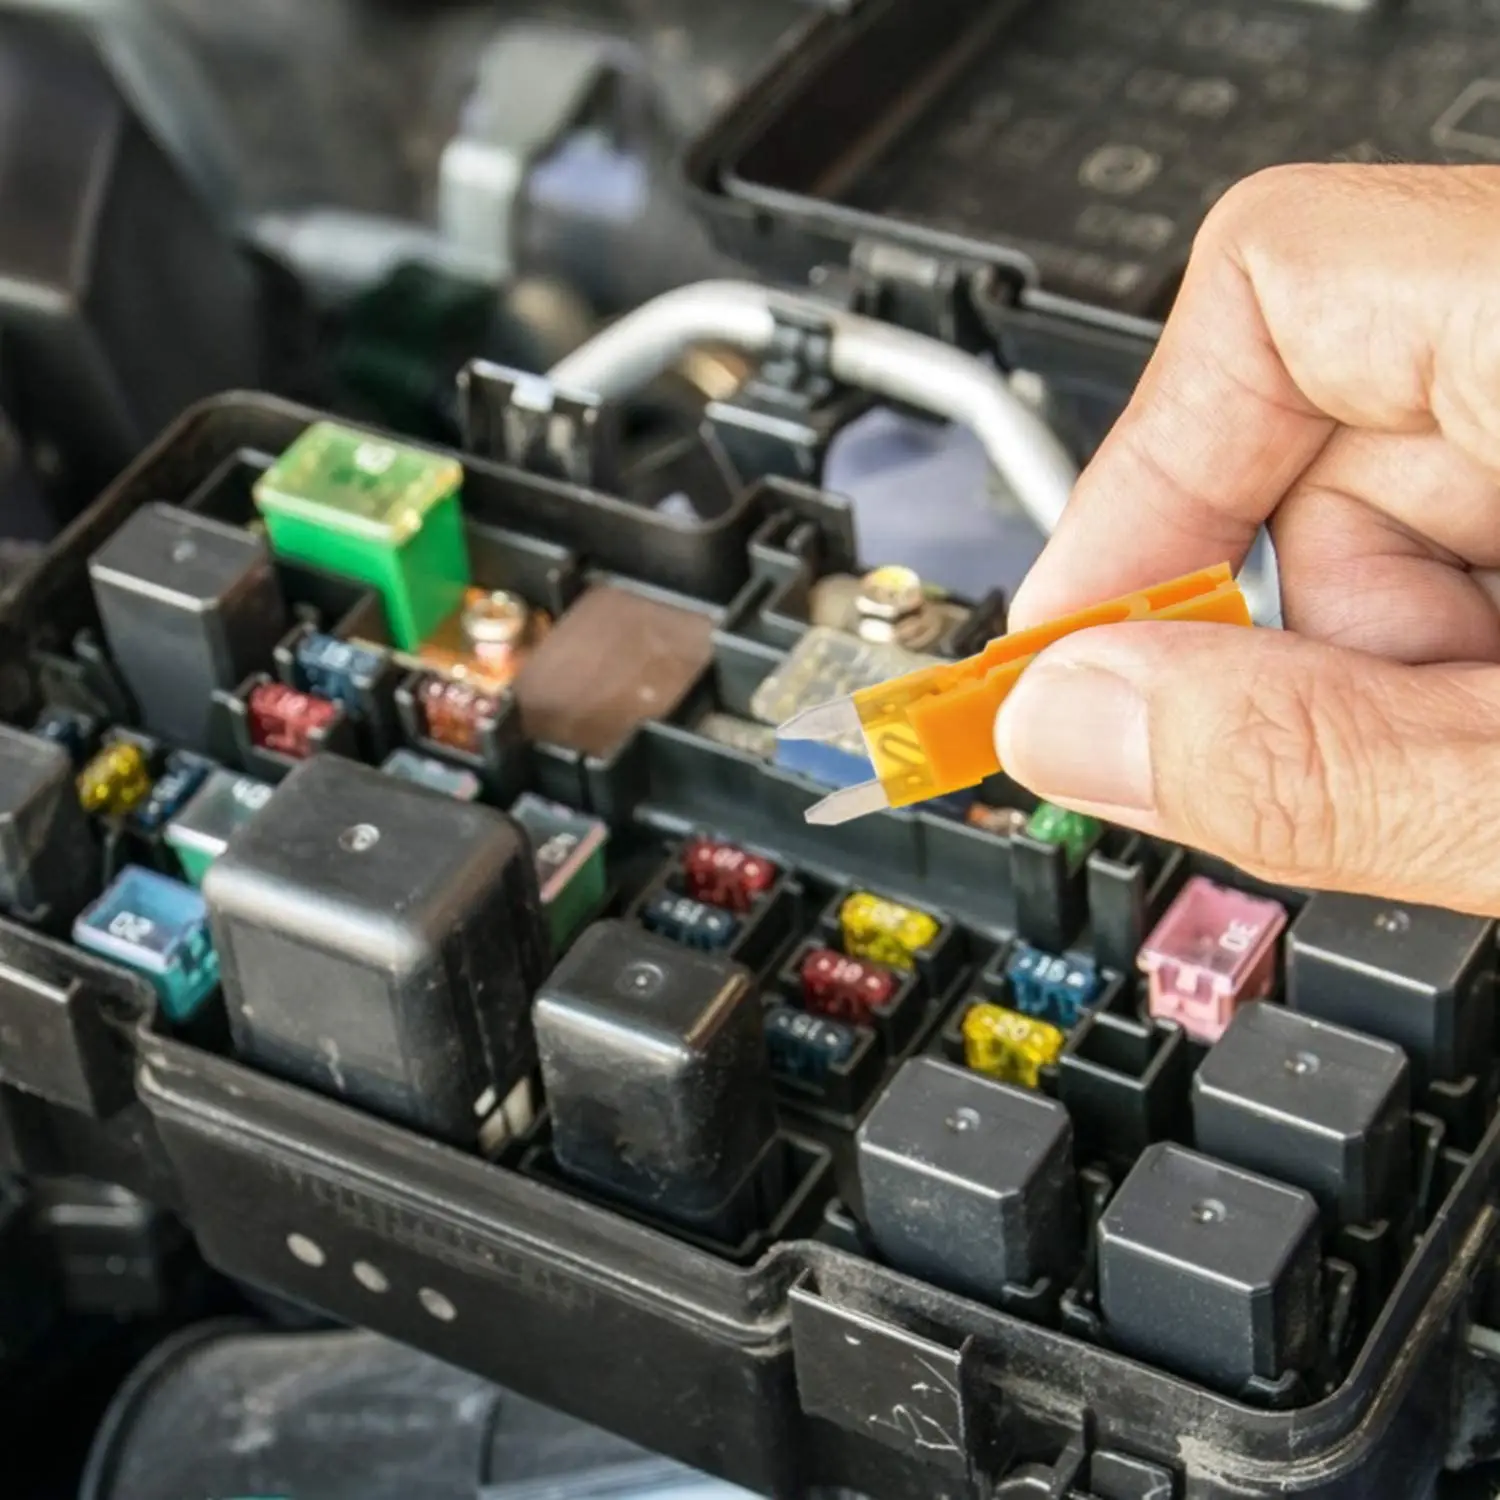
[205,754,548,1148]
[0,388,1493,1500]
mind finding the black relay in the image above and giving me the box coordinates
[1194,1001,1410,1229]
[89,503,288,749]
[203,754,548,1146]
[858,1056,1079,1301]
[1099,1142,1323,1395]
[534,920,778,1226]
[1288,894,1495,1087]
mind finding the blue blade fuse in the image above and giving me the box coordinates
[73,865,220,1022]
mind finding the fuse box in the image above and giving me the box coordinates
[0,392,1497,1500]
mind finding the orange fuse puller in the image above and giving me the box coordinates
[777,564,1251,826]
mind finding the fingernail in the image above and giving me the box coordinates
[994,658,1156,811]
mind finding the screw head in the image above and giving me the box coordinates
[856,565,925,623]
[463,589,530,654]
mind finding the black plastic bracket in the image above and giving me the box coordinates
[458,360,623,493]
[789,1274,994,1482]
[0,920,144,1117]
[851,239,984,351]
[705,303,871,488]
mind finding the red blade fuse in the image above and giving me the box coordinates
[681,837,778,914]
[1139,877,1288,1043]
[799,946,896,1025]
[247,682,339,760]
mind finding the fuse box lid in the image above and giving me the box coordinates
[689,0,1500,338]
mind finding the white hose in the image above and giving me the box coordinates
[549,281,779,398]
[549,280,1076,536]
[548,280,1280,623]
[825,314,1076,533]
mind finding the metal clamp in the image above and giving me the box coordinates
[439,26,645,284]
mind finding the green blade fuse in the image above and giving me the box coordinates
[253,421,470,650]
[1025,801,1103,872]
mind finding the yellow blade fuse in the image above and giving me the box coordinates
[778,564,1251,826]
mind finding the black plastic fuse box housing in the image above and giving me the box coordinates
[0,393,1499,1500]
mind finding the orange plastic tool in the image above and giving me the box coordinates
[778,564,1250,825]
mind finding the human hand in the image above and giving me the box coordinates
[993,165,1500,916]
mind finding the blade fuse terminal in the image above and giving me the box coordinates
[777,564,1250,824]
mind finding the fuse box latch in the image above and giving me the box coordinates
[459,360,622,493]
[848,239,988,351]
[789,1272,1000,1484]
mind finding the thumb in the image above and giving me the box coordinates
[993,621,1500,915]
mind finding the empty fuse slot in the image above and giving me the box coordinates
[1057,1009,1190,1171]
[1086,831,1187,977]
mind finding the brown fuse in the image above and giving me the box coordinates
[513,585,714,758]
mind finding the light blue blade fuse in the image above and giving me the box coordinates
[74,865,220,1022]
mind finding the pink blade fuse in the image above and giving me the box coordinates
[1139,877,1288,1043]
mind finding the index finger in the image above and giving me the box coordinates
[1005,164,1495,629]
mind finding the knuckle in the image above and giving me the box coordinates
[1195,163,1328,259]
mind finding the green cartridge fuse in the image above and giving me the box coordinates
[508,792,609,951]
[164,769,274,885]
[253,421,470,649]
[1025,801,1103,871]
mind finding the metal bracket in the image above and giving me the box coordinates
[458,360,621,492]
[438,26,646,284]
